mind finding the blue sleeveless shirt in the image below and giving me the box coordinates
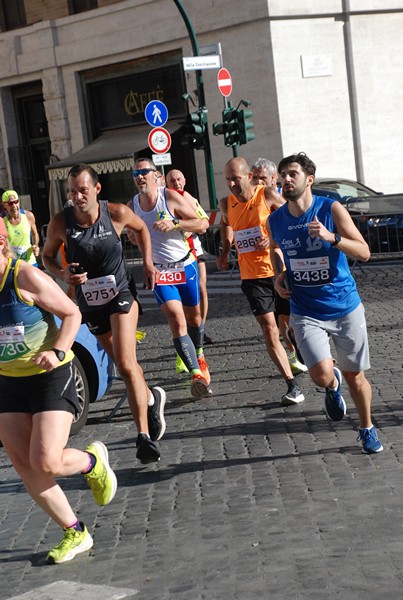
[269,195,361,319]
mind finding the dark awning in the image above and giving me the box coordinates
[47,124,179,181]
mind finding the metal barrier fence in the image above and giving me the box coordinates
[102,198,403,265]
[121,231,143,263]
[346,195,403,260]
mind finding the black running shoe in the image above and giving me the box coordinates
[136,434,160,464]
[148,386,166,441]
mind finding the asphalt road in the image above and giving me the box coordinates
[1,263,403,600]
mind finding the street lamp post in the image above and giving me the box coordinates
[173,0,217,209]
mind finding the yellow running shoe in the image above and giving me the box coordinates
[84,441,117,506]
[289,351,308,375]
[47,523,93,564]
[136,330,147,343]
[176,353,189,374]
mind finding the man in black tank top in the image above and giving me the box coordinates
[43,163,166,465]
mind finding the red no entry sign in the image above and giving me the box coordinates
[148,127,172,154]
[217,68,232,97]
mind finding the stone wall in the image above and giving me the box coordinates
[0,0,402,200]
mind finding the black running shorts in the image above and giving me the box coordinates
[0,361,80,416]
[241,276,290,317]
[82,289,137,336]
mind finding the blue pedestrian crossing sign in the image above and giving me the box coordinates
[145,100,168,128]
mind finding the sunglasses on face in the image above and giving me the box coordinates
[5,200,19,206]
[133,168,156,177]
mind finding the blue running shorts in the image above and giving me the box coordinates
[153,258,200,307]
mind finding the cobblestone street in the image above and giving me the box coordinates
[1,264,403,600]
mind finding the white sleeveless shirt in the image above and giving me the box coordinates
[131,186,191,264]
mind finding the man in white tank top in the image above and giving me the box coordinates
[128,158,212,399]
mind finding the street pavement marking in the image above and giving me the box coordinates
[7,581,138,600]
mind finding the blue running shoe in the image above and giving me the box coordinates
[357,427,383,454]
[325,367,346,421]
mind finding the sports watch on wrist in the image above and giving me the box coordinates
[172,218,180,229]
[52,348,66,361]
[331,233,341,247]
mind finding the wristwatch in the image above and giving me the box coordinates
[52,348,66,361]
[172,218,180,229]
[331,233,341,247]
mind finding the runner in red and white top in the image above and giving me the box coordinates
[166,169,212,346]
[128,158,213,399]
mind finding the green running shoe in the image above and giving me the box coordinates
[289,351,308,375]
[47,523,93,564]
[176,353,189,374]
[84,441,117,505]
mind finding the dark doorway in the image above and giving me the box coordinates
[10,86,52,229]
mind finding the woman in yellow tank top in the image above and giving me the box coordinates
[0,218,117,564]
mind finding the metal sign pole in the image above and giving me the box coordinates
[173,0,217,209]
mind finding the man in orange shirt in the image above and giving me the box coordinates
[217,157,305,405]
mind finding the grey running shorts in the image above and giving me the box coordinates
[289,303,370,371]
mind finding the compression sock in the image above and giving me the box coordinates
[173,334,199,372]
[65,520,84,532]
[188,323,205,357]
[81,452,96,474]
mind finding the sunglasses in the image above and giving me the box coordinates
[5,200,19,206]
[133,168,156,177]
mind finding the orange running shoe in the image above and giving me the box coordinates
[197,355,211,384]
[191,374,213,398]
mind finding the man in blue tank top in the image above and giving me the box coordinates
[42,163,166,465]
[268,152,382,454]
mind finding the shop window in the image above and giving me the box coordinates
[0,0,26,31]
[68,0,98,15]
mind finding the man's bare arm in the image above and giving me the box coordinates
[267,218,290,299]
[26,210,40,255]
[42,212,69,282]
[264,187,285,211]
[111,202,157,288]
[163,189,209,234]
[216,196,234,270]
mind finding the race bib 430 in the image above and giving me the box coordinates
[157,262,186,285]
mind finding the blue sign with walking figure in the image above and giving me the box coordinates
[145,100,168,127]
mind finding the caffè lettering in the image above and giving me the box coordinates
[124,87,165,115]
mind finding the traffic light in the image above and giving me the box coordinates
[181,108,208,149]
[212,107,240,147]
[223,107,240,146]
[212,121,225,136]
[237,108,255,145]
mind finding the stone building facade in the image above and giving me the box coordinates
[0,0,402,226]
